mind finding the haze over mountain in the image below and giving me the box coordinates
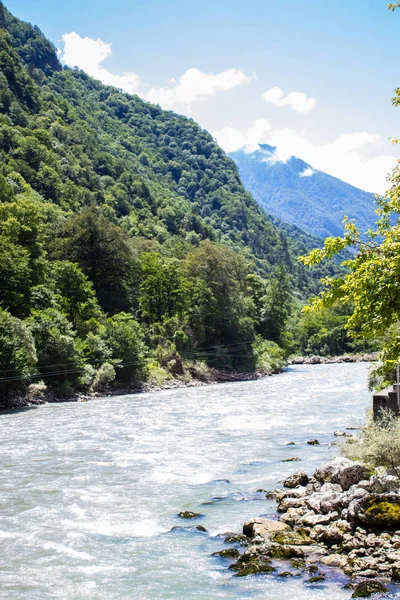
[229,145,378,239]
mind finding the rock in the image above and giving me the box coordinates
[314,457,371,491]
[223,532,248,545]
[229,550,275,577]
[268,544,304,559]
[392,567,400,582]
[312,524,345,547]
[233,561,275,577]
[195,525,207,532]
[277,571,293,577]
[178,511,201,519]
[277,497,307,512]
[280,507,308,526]
[352,494,400,530]
[334,431,353,437]
[369,474,400,494]
[351,580,389,598]
[265,488,284,499]
[272,529,315,546]
[243,518,290,539]
[307,439,320,445]
[308,575,326,583]
[211,548,240,558]
[298,510,338,527]
[319,553,346,567]
[283,472,309,488]
[291,559,306,569]
[282,457,301,462]
[282,486,307,498]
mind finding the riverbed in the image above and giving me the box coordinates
[1,362,395,599]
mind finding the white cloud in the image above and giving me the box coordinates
[299,167,315,177]
[147,68,250,113]
[61,32,141,94]
[263,86,317,113]
[215,121,396,194]
[213,119,271,153]
[60,33,250,114]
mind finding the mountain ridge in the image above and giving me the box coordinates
[229,144,377,239]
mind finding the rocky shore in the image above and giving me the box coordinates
[289,353,378,366]
[216,456,400,596]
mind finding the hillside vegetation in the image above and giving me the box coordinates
[0,4,350,401]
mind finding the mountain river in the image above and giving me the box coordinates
[1,362,398,599]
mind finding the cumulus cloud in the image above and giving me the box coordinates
[214,119,271,153]
[60,33,250,113]
[61,32,141,94]
[147,68,250,113]
[299,167,315,177]
[215,120,396,194]
[263,86,316,113]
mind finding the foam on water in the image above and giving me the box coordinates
[1,363,399,599]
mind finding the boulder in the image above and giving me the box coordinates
[369,475,400,494]
[298,510,338,527]
[283,472,309,488]
[223,532,248,545]
[280,507,308,526]
[307,439,320,445]
[272,529,315,545]
[351,580,389,598]
[211,548,240,558]
[243,518,290,539]
[351,493,400,530]
[178,511,201,519]
[314,457,371,491]
[277,497,307,512]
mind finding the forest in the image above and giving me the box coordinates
[0,4,375,401]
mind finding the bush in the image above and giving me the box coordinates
[253,336,286,373]
[91,362,116,391]
[147,362,173,387]
[342,410,400,474]
[26,381,47,402]
[106,313,147,382]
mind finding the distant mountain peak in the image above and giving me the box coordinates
[229,146,376,239]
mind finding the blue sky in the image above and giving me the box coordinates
[5,0,400,192]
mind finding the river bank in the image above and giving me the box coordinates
[0,365,275,411]
[1,351,377,411]
[289,353,378,366]
[215,455,400,597]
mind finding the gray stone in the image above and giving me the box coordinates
[243,518,290,539]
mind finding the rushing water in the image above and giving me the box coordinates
[0,362,398,600]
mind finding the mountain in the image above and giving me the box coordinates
[229,145,377,239]
[0,4,347,399]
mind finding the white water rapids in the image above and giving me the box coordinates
[1,362,398,599]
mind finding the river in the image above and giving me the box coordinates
[1,362,397,600]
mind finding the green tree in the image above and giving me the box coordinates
[106,313,147,381]
[51,209,140,315]
[0,308,37,392]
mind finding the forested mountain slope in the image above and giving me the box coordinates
[229,145,377,239]
[0,4,343,400]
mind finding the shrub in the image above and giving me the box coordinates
[91,362,116,391]
[253,336,286,373]
[0,308,37,391]
[26,381,47,402]
[106,313,147,382]
[342,410,400,474]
